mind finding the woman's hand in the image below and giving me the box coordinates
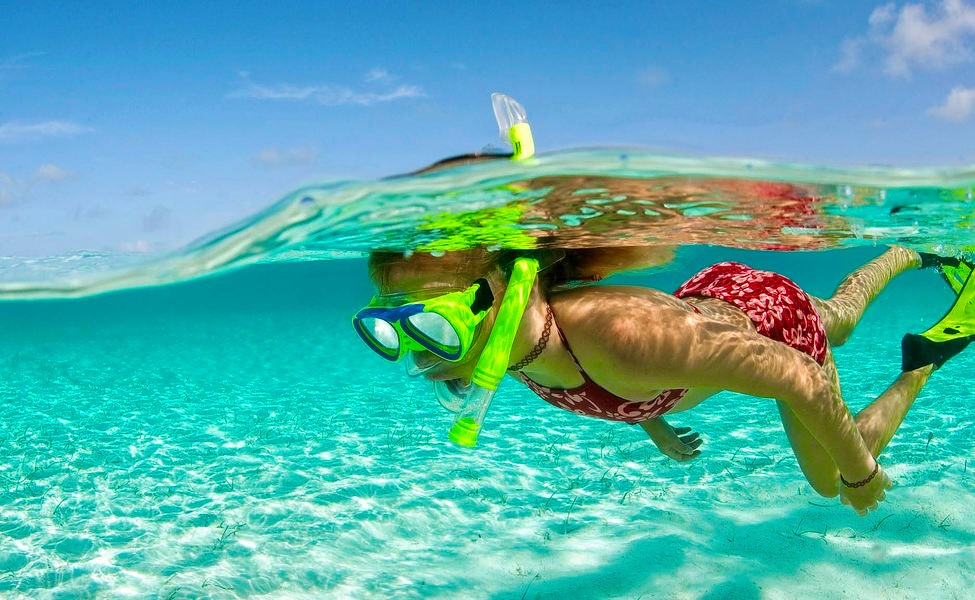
[640,418,703,462]
[839,466,892,516]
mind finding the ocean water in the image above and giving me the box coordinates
[1,151,974,598]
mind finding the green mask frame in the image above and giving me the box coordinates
[352,279,495,362]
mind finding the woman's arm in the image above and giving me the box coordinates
[555,290,878,489]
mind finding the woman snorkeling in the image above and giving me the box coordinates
[354,94,971,516]
[355,244,971,517]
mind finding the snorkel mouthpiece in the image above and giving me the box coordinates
[448,257,539,447]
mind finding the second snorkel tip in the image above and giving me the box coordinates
[448,417,481,448]
[447,385,495,447]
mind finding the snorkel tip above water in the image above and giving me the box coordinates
[491,93,535,160]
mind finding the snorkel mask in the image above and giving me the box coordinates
[352,257,539,448]
[353,280,495,363]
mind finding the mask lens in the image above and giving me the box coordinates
[360,317,400,356]
[405,312,461,354]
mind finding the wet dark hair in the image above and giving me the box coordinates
[402,152,512,176]
[369,246,674,293]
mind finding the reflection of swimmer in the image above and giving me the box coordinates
[408,154,843,252]
[355,244,970,516]
[514,175,839,251]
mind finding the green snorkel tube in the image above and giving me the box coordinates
[448,257,539,447]
[446,93,537,448]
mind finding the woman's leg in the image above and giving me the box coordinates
[777,349,933,497]
[811,246,921,347]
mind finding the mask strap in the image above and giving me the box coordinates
[469,278,494,313]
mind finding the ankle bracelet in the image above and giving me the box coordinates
[840,461,879,488]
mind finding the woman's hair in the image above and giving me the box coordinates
[369,245,675,292]
[540,246,675,286]
[403,152,512,176]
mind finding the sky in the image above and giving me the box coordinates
[3,0,975,256]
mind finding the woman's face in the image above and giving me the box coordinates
[370,253,505,384]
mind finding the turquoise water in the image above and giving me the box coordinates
[2,151,975,598]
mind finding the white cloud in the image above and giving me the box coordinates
[871,2,898,27]
[0,164,76,206]
[364,68,391,83]
[229,72,424,106]
[34,164,72,181]
[928,85,975,120]
[833,38,864,73]
[835,0,975,77]
[119,239,152,253]
[0,120,92,143]
[254,146,318,166]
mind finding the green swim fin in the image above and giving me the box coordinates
[938,260,971,296]
[902,259,975,371]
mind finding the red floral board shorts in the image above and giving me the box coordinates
[674,261,828,365]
